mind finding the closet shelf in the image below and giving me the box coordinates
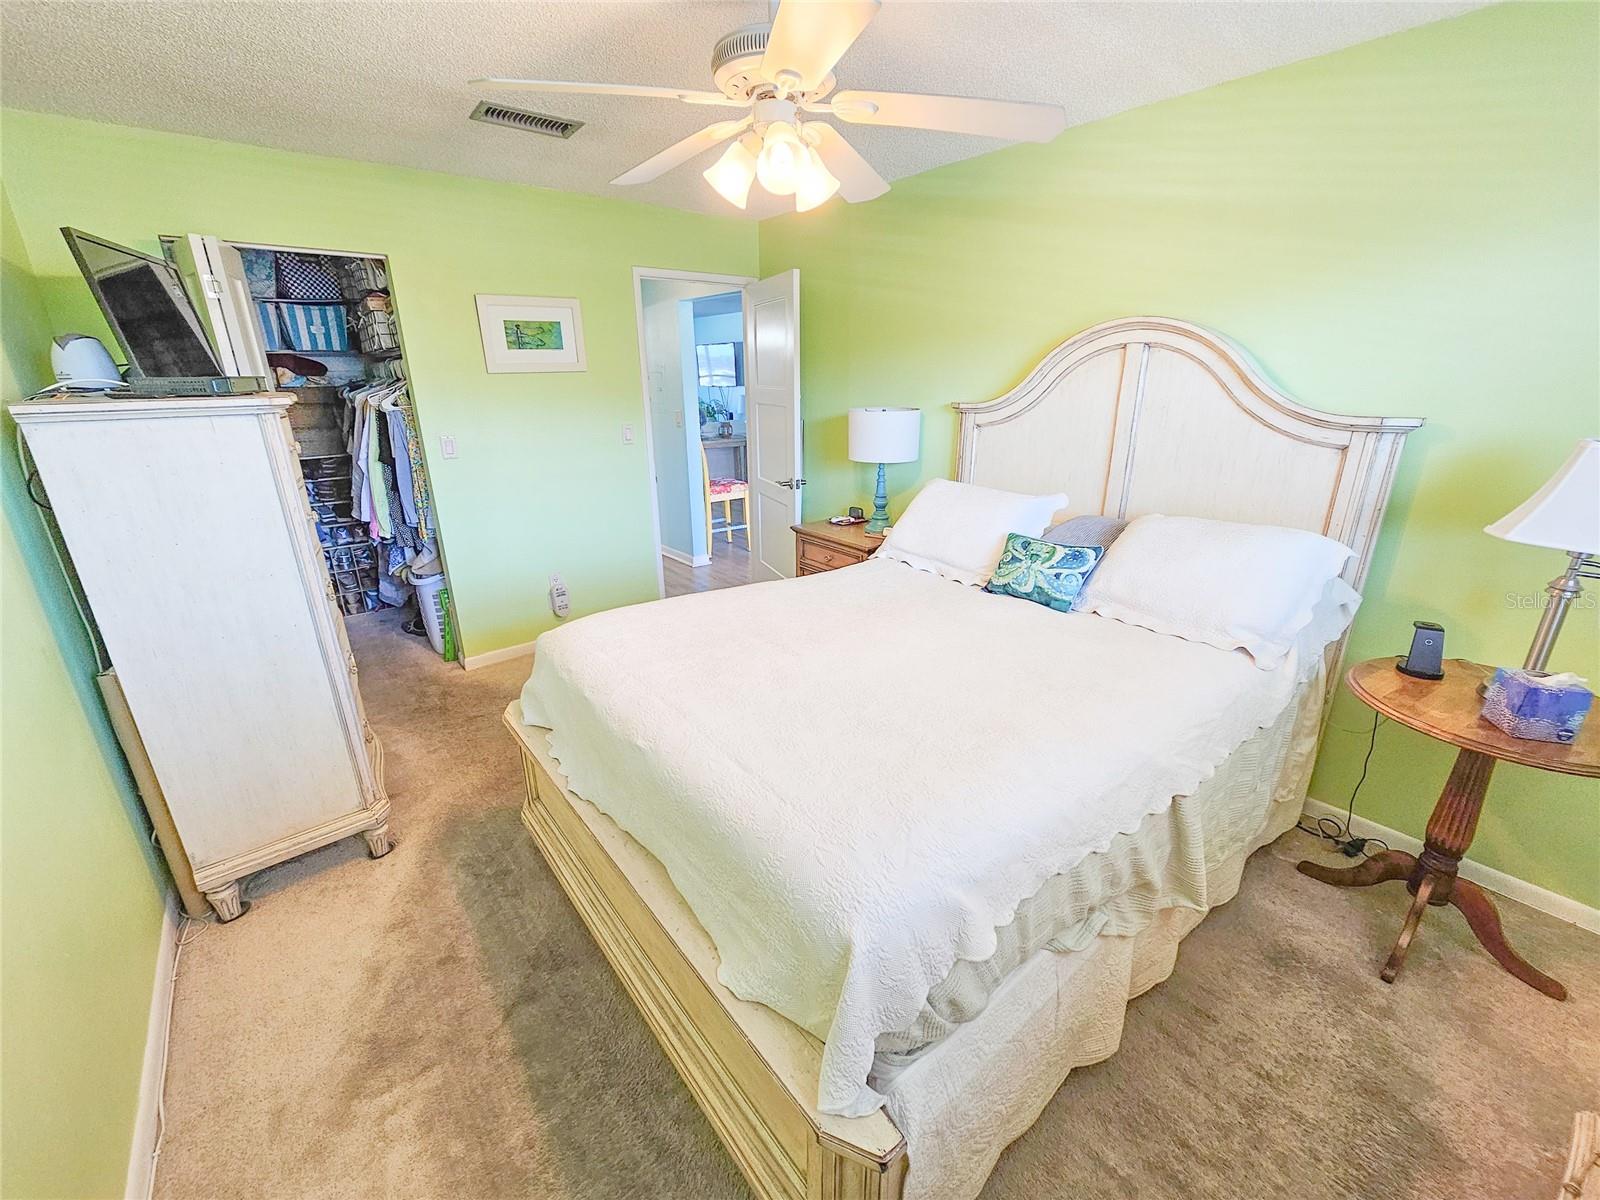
[255,289,389,305]
[277,349,401,362]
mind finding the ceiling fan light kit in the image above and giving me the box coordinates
[703,134,761,209]
[757,126,803,195]
[794,154,840,214]
[475,0,1066,215]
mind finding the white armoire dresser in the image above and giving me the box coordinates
[13,391,390,920]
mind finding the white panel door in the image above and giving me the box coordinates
[173,234,271,378]
[744,270,801,581]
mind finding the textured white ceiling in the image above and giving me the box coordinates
[0,1,1480,219]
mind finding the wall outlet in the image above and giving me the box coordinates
[622,423,635,444]
[549,573,570,619]
[440,434,458,459]
[674,410,683,428]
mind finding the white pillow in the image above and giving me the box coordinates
[1076,514,1355,668]
[876,479,1068,585]
[1293,577,1362,682]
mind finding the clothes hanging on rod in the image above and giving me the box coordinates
[365,402,392,539]
[385,408,419,528]
[339,373,438,612]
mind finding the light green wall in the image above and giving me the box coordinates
[760,3,1600,907]
[1,33,1595,1200]
[0,112,759,657]
[0,6,1593,1193]
[1,183,167,1199]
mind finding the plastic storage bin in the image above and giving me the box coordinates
[414,570,448,656]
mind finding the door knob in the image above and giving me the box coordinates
[776,477,807,490]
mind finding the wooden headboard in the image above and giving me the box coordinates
[954,317,1422,590]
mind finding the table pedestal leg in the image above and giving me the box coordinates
[1449,877,1567,1000]
[1297,848,1413,889]
[1380,874,1435,982]
[1296,748,1566,999]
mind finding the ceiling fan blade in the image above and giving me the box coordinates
[826,90,1066,142]
[472,78,741,106]
[807,123,888,204]
[611,117,752,186]
[761,0,880,94]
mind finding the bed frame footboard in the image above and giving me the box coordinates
[504,705,907,1200]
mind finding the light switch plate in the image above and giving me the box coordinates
[440,435,458,459]
[622,423,635,444]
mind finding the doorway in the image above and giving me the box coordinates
[633,266,803,598]
[168,235,455,665]
[633,268,754,598]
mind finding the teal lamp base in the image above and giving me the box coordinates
[866,462,890,534]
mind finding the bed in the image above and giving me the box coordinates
[502,316,1421,1200]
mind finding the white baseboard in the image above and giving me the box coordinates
[460,639,538,671]
[126,890,180,1200]
[661,546,711,568]
[1302,797,1599,935]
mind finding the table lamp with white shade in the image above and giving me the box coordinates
[848,407,921,534]
[1485,437,1600,672]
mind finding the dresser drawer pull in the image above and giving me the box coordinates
[799,539,865,571]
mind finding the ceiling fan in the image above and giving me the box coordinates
[473,0,1067,213]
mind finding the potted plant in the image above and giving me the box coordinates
[699,396,733,436]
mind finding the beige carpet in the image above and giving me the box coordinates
[153,609,1600,1200]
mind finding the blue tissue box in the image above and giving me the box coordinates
[1481,668,1592,744]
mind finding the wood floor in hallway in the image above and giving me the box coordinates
[662,527,753,596]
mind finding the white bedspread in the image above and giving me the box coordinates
[520,559,1327,1117]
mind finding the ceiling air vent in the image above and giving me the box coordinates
[469,101,584,140]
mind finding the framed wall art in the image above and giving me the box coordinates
[475,294,586,373]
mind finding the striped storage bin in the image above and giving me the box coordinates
[279,303,351,354]
[255,302,288,352]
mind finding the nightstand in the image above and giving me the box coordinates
[1298,657,1599,1000]
[792,520,881,575]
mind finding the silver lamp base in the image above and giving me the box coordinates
[1523,551,1599,672]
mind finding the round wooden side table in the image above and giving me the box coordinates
[1297,657,1599,1001]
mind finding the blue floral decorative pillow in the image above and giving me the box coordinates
[984,533,1104,612]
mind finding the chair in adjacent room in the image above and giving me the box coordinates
[700,442,748,547]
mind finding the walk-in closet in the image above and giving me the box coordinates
[169,236,453,658]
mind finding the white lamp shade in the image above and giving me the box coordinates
[703,136,758,210]
[848,407,921,464]
[794,147,841,213]
[1485,437,1600,554]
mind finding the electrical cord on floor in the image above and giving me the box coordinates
[145,913,207,1199]
[1297,708,1391,858]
